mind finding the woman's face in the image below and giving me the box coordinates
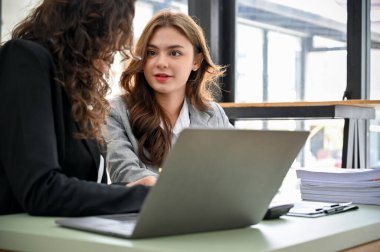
[143,26,202,100]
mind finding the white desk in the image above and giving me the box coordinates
[1,204,380,252]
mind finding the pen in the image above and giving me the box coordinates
[315,202,352,212]
[323,206,346,214]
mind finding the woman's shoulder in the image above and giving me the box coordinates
[187,99,222,115]
[1,39,53,66]
[207,101,224,113]
[2,39,50,55]
[108,95,129,116]
[109,95,127,108]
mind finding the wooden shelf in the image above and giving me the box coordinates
[220,100,380,108]
[219,100,378,120]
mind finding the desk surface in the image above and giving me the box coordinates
[1,205,380,252]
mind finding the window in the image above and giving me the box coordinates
[370,0,380,168]
[236,0,348,168]
[1,0,40,41]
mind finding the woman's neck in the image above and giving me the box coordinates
[156,94,185,127]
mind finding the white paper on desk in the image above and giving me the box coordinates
[299,177,380,204]
[300,193,380,205]
[300,185,380,197]
[287,201,357,218]
[301,179,380,188]
[296,167,380,182]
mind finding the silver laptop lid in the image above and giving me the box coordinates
[132,128,309,238]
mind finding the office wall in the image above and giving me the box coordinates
[1,0,40,41]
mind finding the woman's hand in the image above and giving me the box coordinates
[127,176,157,187]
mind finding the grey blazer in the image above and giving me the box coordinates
[105,96,233,183]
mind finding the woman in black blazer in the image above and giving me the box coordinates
[0,0,150,216]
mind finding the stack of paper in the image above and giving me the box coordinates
[296,168,380,205]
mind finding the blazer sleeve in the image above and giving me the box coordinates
[105,98,159,183]
[0,39,149,216]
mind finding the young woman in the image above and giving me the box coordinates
[106,10,233,187]
[0,0,150,216]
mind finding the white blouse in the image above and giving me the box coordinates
[97,155,105,183]
[171,100,190,145]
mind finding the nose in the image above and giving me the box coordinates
[156,54,168,69]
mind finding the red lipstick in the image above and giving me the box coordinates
[154,73,171,83]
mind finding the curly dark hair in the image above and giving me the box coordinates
[11,0,136,141]
[121,10,225,166]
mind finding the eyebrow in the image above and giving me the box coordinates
[147,44,185,50]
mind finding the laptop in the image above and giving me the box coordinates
[55,128,309,239]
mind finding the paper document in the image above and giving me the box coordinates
[287,201,359,218]
[296,168,380,205]
[296,167,380,182]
